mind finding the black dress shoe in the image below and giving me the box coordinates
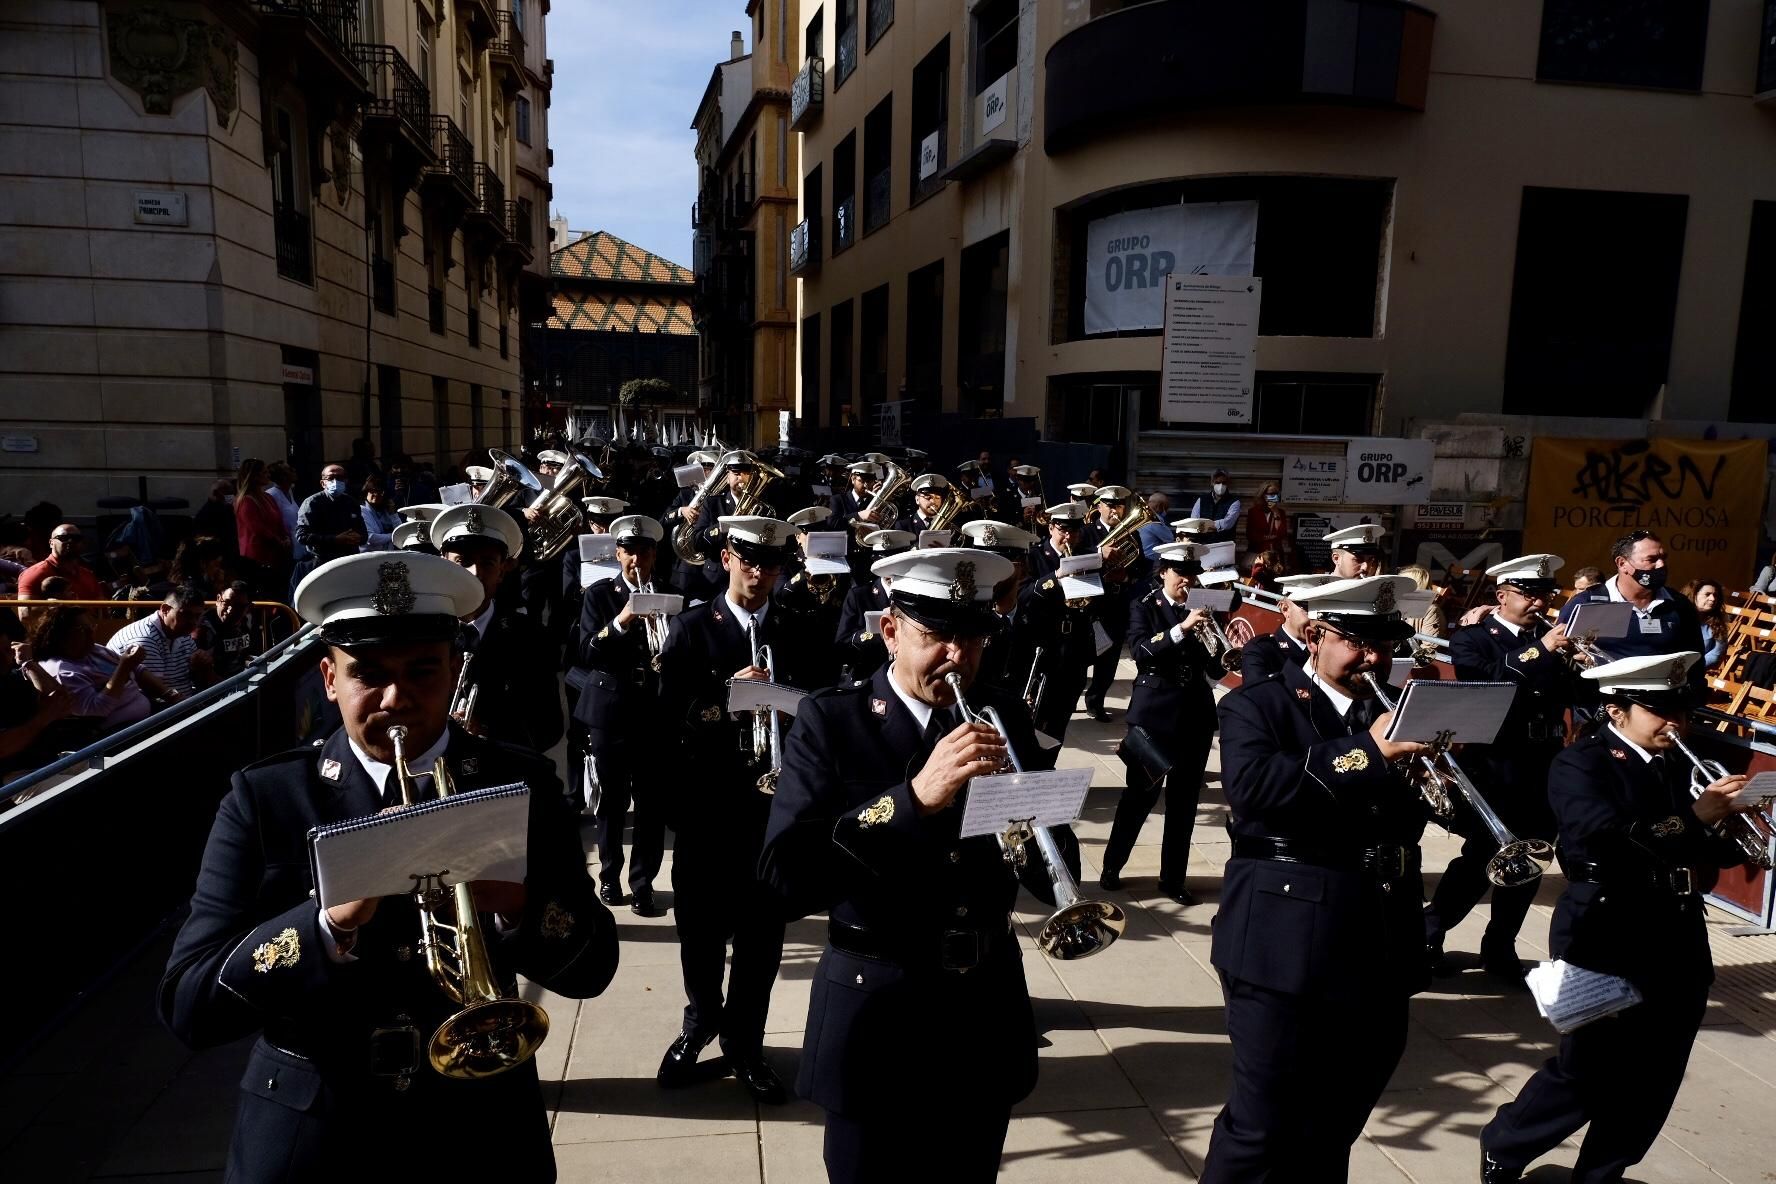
[630,890,659,917]
[1479,1149,1522,1184]
[1091,708,1114,722]
[723,1046,788,1105]
[1482,953,1530,989]
[657,1029,714,1087]
[1427,944,1459,977]
[1099,871,1122,892]
[599,883,624,906]
[1156,881,1197,907]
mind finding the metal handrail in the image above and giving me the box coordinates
[1,625,320,808]
[1,598,304,638]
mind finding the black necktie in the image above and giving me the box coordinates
[925,708,955,748]
[1346,696,1382,733]
[457,623,480,654]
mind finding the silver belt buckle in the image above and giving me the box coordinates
[1669,867,1695,896]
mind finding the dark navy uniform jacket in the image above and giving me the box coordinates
[976,581,1063,707]
[760,667,1075,1116]
[1447,615,1584,832]
[465,606,564,755]
[1548,729,1744,991]
[1239,627,1306,685]
[570,574,682,734]
[1126,589,1216,734]
[834,578,891,680]
[1213,665,1430,1001]
[158,726,617,1182]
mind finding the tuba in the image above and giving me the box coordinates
[928,482,972,534]
[672,461,731,566]
[476,449,543,510]
[944,674,1124,959]
[1098,502,1155,573]
[526,452,605,561]
[1360,673,1553,887]
[733,457,785,518]
[386,726,551,1078]
[852,459,910,535]
[1663,728,1776,871]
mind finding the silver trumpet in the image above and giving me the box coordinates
[1195,613,1244,674]
[1661,728,1776,871]
[748,617,784,795]
[449,651,478,730]
[1361,672,1553,888]
[943,673,1125,960]
[640,609,670,673]
[1021,646,1048,719]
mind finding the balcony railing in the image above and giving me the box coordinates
[691,200,705,229]
[255,0,359,54]
[791,55,825,129]
[274,205,312,284]
[724,171,752,228]
[425,115,474,195]
[371,254,395,314]
[863,167,891,235]
[832,194,855,254]
[505,200,533,251]
[490,10,524,91]
[789,217,820,276]
[472,163,505,220]
[354,44,431,149]
[835,21,857,88]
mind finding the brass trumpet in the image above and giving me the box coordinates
[386,726,550,1078]
[448,651,478,730]
[1360,673,1554,887]
[1194,612,1244,674]
[944,673,1124,960]
[1661,728,1776,871]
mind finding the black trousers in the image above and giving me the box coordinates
[1202,975,1410,1184]
[1101,726,1213,887]
[518,560,568,651]
[1037,656,1092,743]
[1482,978,1707,1182]
[823,1106,1011,1183]
[673,832,785,1054]
[1085,596,1129,711]
[586,734,665,896]
[1423,831,1541,957]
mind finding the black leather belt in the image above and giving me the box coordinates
[828,919,1010,974]
[1563,860,1696,897]
[1523,718,1565,743]
[1231,835,1420,883]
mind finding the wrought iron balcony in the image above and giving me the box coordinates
[832,195,855,255]
[274,205,312,285]
[505,200,534,254]
[456,0,497,47]
[354,45,433,161]
[490,11,525,94]
[466,163,508,241]
[789,218,820,276]
[422,116,474,201]
[791,56,824,130]
[253,2,368,105]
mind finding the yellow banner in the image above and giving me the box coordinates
[1523,437,1767,583]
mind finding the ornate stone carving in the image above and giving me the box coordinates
[105,2,239,126]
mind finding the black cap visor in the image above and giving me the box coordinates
[320,611,462,651]
[1316,612,1415,643]
[889,592,1003,639]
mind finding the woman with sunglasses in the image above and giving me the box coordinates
[1480,651,1760,1183]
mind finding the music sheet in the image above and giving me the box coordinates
[1525,959,1643,1033]
[626,593,684,617]
[1187,588,1235,612]
[1382,680,1516,745]
[804,531,852,575]
[308,784,530,911]
[1568,601,1635,640]
[725,679,809,716]
[958,768,1094,839]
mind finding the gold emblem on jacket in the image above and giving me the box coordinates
[252,927,301,973]
[858,794,895,827]
[1520,647,1541,661]
[1332,748,1370,774]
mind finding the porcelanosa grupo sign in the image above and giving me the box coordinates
[1083,201,1257,334]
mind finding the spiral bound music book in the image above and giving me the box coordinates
[307,784,530,911]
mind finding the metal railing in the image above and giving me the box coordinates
[472,162,505,220]
[789,217,820,275]
[426,115,474,193]
[354,44,431,146]
[791,55,825,128]
[505,199,533,250]
[493,8,525,60]
[274,204,312,283]
[254,0,360,57]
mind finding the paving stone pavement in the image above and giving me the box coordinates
[4,668,1775,1181]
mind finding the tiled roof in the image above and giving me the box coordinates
[547,290,697,336]
[551,231,694,285]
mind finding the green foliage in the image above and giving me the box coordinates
[619,377,677,407]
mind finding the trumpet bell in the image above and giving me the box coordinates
[1038,899,1126,961]
[429,997,551,1079]
[1485,838,1555,889]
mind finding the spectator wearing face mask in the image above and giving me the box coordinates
[1246,481,1290,566]
[1190,469,1241,545]
[1557,529,1707,693]
[294,463,366,585]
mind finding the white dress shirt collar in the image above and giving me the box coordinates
[1304,659,1358,718]
[349,726,450,798]
[884,661,935,730]
[1607,723,1658,764]
[724,593,769,632]
[468,599,496,641]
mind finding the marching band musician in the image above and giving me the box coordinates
[1009,464,1045,528]
[160,551,617,1181]
[430,505,564,757]
[1480,651,1761,1184]
[685,451,777,597]
[835,529,916,681]
[897,472,957,536]
[1083,485,1147,722]
[843,459,889,531]
[1238,572,1331,683]
[778,506,849,686]
[1029,501,1099,742]
[957,520,1055,709]
[1205,574,1431,1182]
[572,514,681,916]
[1100,541,1218,904]
[654,515,818,1104]
[1426,554,1586,983]
[520,448,575,654]
[760,547,1078,1183]
[1321,522,1387,578]
[666,449,719,600]
[560,495,629,661]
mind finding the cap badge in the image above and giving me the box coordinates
[1536,557,1551,578]
[461,758,478,776]
[1667,666,1685,688]
[372,561,416,616]
[949,560,977,603]
[465,507,483,535]
[980,526,999,547]
[1371,582,1396,614]
[759,523,776,545]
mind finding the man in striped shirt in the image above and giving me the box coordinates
[108,587,205,695]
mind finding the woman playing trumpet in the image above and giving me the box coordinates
[1481,651,1764,1184]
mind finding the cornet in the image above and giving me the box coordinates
[1661,728,1776,871]
[1021,646,1048,719]
[1359,673,1553,887]
[1194,612,1244,674]
[748,617,784,795]
[386,726,550,1078]
[449,651,478,730]
[943,673,1124,960]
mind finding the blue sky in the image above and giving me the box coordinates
[547,0,747,267]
